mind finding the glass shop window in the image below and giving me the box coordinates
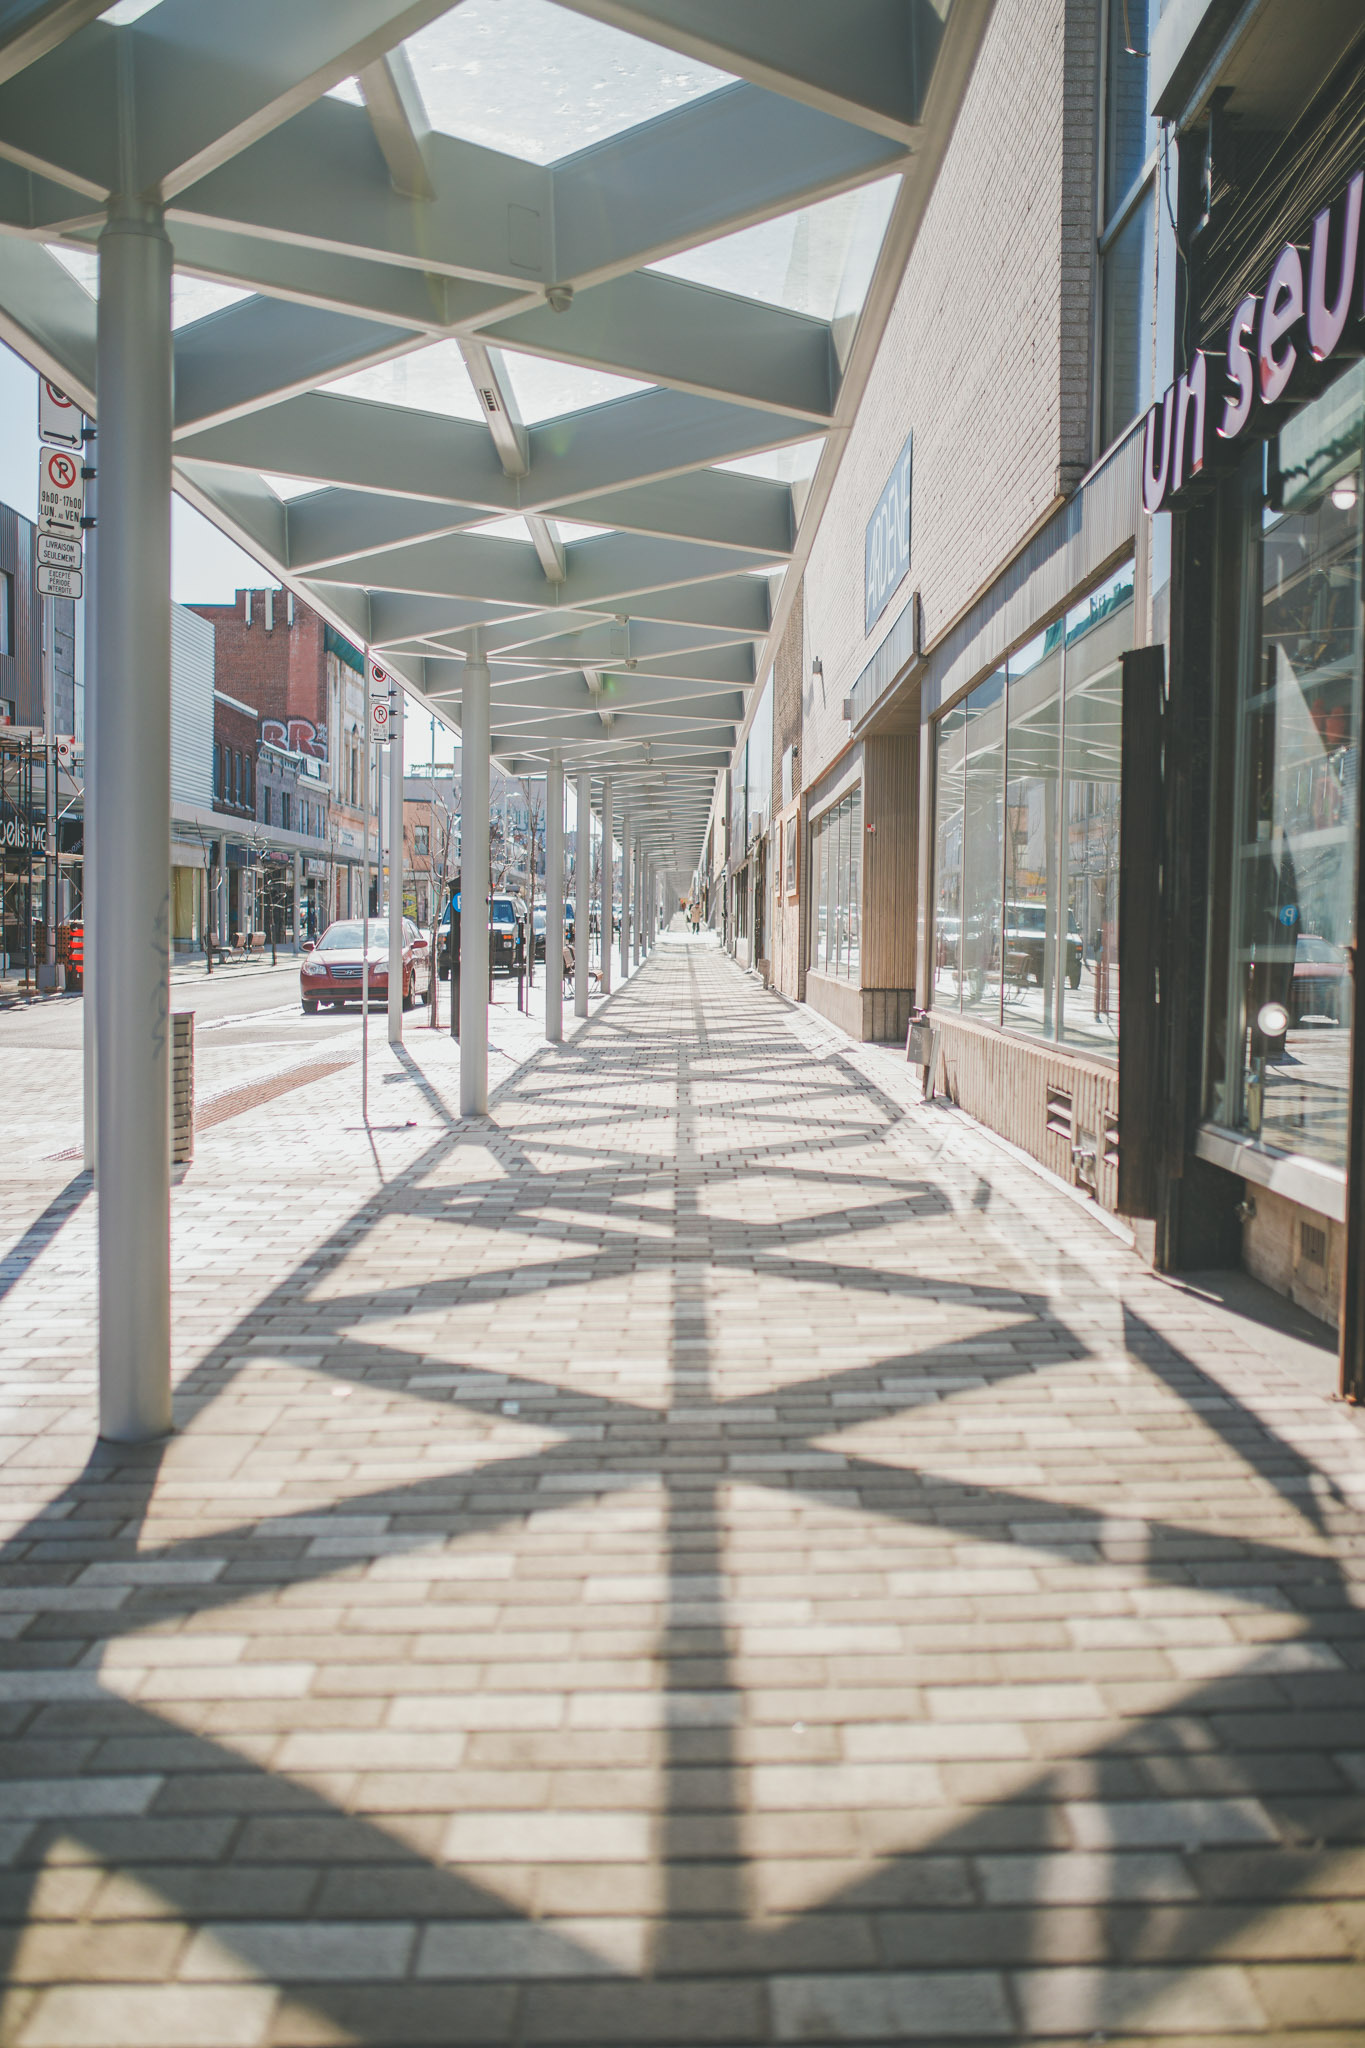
[931,564,1133,1053]
[962,672,1006,1021]
[809,787,862,982]
[1098,0,1158,449]
[1207,364,1363,1171]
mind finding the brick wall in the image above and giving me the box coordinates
[212,697,256,821]
[800,0,1099,796]
[191,590,329,756]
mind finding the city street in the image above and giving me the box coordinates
[3,937,1364,2045]
[4,0,1365,2038]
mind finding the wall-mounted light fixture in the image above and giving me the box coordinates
[810,657,823,680]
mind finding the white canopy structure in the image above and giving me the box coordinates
[0,0,991,1436]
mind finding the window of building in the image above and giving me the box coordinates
[262,787,272,827]
[1205,364,1363,1171]
[931,563,1132,1054]
[810,785,861,981]
[232,751,240,806]
[1099,0,1157,449]
[244,755,253,810]
[280,789,291,832]
[414,823,430,856]
[0,568,13,656]
[213,743,221,800]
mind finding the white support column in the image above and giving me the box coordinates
[95,199,173,1443]
[459,644,491,1114]
[631,846,640,967]
[599,775,613,996]
[618,813,630,984]
[545,752,564,1043]
[387,692,404,1044]
[634,843,646,962]
[574,772,590,1019]
[291,857,301,956]
[81,433,97,1175]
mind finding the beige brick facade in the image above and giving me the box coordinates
[801,0,1099,793]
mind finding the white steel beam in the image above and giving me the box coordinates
[358,45,433,200]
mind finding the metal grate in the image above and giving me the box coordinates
[1045,1086,1073,1140]
[1300,1220,1328,1269]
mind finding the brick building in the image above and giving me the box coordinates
[194,587,369,940]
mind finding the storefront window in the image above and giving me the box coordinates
[931,565,1133,1052]
[1060,584,1125,1051]
[810,787,862,982]
[1003,633,1062,1038]
[1209,365,1362,1171]
[1098,0,1156,450]
[962,673,1005,1018]
[932,704,965,1007]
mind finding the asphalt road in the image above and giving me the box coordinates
[0,957,439,1054]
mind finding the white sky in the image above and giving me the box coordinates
[0,340,279,604]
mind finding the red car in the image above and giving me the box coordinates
[300,918,431,1013]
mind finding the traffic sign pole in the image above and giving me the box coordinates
[93,199,174,1445]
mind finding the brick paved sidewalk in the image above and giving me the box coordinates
[2,941,1365,2046]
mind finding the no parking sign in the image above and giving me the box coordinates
[368,657,394,743]
[38,447,83,536]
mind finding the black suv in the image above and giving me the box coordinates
[437,892,528,978]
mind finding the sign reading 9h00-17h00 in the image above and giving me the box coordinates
[865,432,913,636]
[37,447,84,537]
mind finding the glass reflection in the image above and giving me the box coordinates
[1003,632,1062,1038]
[1222,367,1362,1169]
[962,673,1006,1020]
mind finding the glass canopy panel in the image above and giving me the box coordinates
[46,246,255,329]
[468,515,613,543]
[404,0,735,165]
[499,351,652,424]
[262,474,328,503]
[319,341,484,420]
[648,177,900,322]
[99,1,165,20]
[715,438,825,485]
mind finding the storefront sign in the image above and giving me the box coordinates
[304,856,329,877]
[1144,168,1363,514]
[2,813,46,852]
[864,432,913,634]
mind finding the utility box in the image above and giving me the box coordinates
[172,1012,194,1165]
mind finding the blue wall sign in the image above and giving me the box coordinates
[864,431,913,636]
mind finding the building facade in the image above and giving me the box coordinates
[705,0,1365,1368]
[195,588,374,943]
[1138,2,1365,1371]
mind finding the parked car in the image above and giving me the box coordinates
[300,918,430,1012]
[531,904,547,959]
[490,894,527,973]
[434,894,528,978]
[1291,932,1349,1023]
[1002,901,1082,989]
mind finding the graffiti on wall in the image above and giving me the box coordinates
[260,717,327,761]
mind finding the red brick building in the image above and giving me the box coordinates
[192,588,369,934]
